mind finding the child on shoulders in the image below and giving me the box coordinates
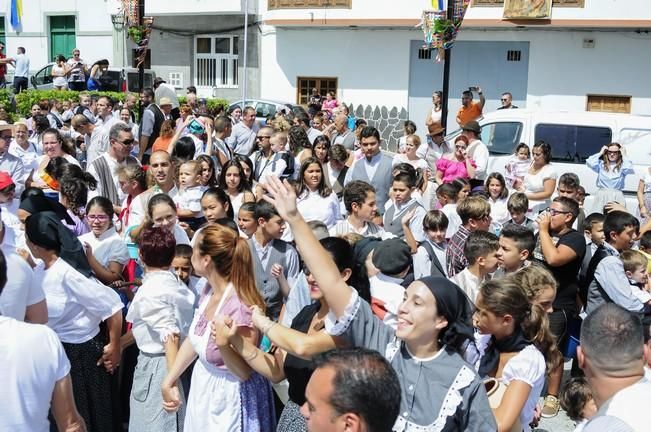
[174,160,207,231]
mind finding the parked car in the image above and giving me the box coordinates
[229,99,309,124]
[446,109,651,213]
[30,63,157,93]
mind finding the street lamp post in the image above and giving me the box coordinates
[110,12,126,68]
[440,0,455,131]
[242,0,249,107]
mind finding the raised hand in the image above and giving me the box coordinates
[261,176,299,222]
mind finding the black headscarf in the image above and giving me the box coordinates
[25,211,93,278]
[418,276,475,353]
[19,195,75,225]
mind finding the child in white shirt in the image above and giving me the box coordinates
[413,210,449,278]
[505,143,531,189]
[621,250,651,314]
[174,160,206,231]
[436,182,461,239]
[451,231,501,304]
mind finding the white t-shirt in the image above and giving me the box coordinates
[523,164,557,214]
[296,190,341,228]
[0,247,42,321]
[78,227,130,268]
[0,316,70,432]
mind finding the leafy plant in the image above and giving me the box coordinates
[127,25,145,44]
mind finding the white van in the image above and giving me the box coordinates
[448,109,651,212]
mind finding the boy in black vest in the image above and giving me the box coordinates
[248,201,300,320]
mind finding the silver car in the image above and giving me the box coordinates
[229,99,309,124]
[30,63,157,93]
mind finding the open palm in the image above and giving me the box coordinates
[261,176,299,222]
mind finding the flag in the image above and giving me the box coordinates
[432,0,444,10]
[10,0,23,32]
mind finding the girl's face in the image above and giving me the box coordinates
[488,179,503,200]
[225,166,242,190]
[303,163,322,190]
[457,185,470,202]
[237,210,257,237]
[391,180,412,205]
[517,147,530,161]
[473,293,509,338]
[87,204,111,236]
[200,161,213,186]
[238,162,251,182]
[232,108,242,121]
[532,285,556,314]
[42,133,62,157]
[201,194,228,224]
[396,281,448,344]
[314,144,328,162]
[150,202,177,231]
[433,93,441,105]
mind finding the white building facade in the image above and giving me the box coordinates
[259,0,651,150]
[0,0,115,76]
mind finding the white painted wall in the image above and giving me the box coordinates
[145,0,255,15]
[260,26,651,117]
[260,26,412,108]
[262,0,651,22]
[0,0,114,72]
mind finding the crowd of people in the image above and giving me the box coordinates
[0,82,650,432]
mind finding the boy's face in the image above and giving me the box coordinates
[238,210,258,237]
[510,210,526,225]
[352,191,377,222]
[610,226,638,251]
[478,249,501,274]
[260,215,285,239]
[626,265,648,286]
[586,222,605,246]
[172,256,192,283]
[498,236,526,272]
[436,193,448,207]
[557,184,579,201]
[426,228,446,244]
[269,137,283,153]
[179,165,200,188]
[391,180,412,205]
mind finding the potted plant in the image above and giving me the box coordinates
[127,25,145,44]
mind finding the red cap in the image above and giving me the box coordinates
[0,171,13,190]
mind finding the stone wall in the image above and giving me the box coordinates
[349,103,408,153]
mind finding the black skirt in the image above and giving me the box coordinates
[62,330,115,432]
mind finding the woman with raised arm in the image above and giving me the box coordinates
[261,176,497,431]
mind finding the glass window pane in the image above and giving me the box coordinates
[197,38,211,54]
[215,38,230,54]
[233,37,239,55]
[535,124,576,163]
[620,129,651,166]
[484,122,523,155]
[576,126,612,162]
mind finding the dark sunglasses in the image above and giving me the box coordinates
[117,139,135,146]
[256,136,271,140]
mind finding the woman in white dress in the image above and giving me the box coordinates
[51,55,70,90]
[515,141,557,215]
[161,224,276,431]
[295,157,340,229]
[79,196,130,285]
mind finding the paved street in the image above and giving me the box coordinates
[534,360,578,432]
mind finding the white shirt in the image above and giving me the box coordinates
[451,268,487,305]
[9,140,39,186]
[489,197,510,225]
[584,378,651,432]
[227,121,259,155]
[173,224,191,246]
[467,139,489,180]
[0,317,70,432]
[174,185,206,214]
[0,244,41,321]
[391,153,429,172]
[306,127,323,145]
[188,134,205,158]
[85,123,111,165]
[37,258,123,343]
[252,151,287,183]
[384,198,427,242]
[369,273,405,330]
[441,203,462,239]
[14,53,29,77]
[126,186,178,231]
[329,218,389,239]
[78,227,130,268]
[523,164,558,214]
[1,199,21,230]
[413,239,448,279]
[296,190,341,228]
[126,270,195,355]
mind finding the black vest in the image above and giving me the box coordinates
[141,104,165,150]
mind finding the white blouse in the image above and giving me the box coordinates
[489,197,510,226]
[126,270,196,355]
[37,258,123,344]
[78,227,130,268]
[297,190,341,228]
[523,164,557,214]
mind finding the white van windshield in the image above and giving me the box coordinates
[619,128,651,166]
[483,122,523,155]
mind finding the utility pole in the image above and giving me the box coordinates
[242,0,249,107]
[440,0,455,131]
